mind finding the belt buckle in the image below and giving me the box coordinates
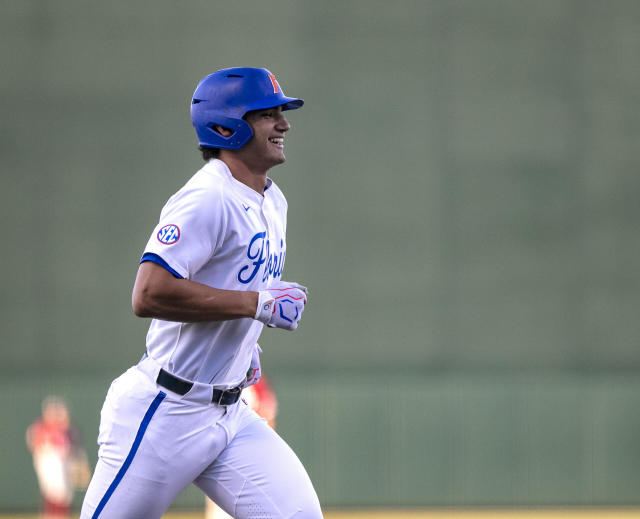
[214,390,227,406]
[216,386,241,406]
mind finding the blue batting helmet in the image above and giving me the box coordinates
[191,67,304,150]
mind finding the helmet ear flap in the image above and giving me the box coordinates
[191,110,254,150]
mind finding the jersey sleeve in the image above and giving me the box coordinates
[141,180,225,279]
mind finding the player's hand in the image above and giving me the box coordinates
[266,280,308,330]
[254,280,308,331]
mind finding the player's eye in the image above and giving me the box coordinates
[262,111,274,118]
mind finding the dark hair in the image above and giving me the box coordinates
[199,146,220,161]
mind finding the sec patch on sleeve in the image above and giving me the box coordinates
[157,224,181,245]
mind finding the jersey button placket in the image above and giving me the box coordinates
[260,198,273,284]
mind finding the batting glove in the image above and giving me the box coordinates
[254,280,308,331]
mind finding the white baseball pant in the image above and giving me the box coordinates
[80,357,322,519]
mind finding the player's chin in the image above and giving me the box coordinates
[272,151,286,164]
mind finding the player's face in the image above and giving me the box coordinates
[240,106,291,169]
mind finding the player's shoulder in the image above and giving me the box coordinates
[155,161,231,224]
[167,160,228,204]
[185,159,230,194]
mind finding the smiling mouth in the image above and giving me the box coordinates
[269,137,284,148]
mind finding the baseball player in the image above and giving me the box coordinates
[27,396,91,518]
[80,67,323,519]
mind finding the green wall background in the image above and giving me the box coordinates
[2,0,639,512]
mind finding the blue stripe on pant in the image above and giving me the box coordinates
[92,391,166,519]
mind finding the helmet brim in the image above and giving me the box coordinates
[281,97,304,111]
[246,96,304,114]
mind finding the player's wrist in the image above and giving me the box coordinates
[254,291,275,323]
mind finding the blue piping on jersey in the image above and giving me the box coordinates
[140,252,183,279]
[91,391,166,518]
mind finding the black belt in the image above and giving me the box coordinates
[156,368,242,406]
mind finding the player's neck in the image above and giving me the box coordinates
[219,155,268,195]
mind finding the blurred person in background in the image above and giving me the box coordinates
[26,396,92,518]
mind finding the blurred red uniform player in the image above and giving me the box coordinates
[241,375,278,428]
[205,376,278,519]
[26,396,91,518]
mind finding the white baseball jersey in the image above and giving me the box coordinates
[80,159,322,519]
[141,158,288,388]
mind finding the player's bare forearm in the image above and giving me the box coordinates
[132,261,258,322]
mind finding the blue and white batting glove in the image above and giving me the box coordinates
[254,280,308,331]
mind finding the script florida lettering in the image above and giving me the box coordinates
[237,232,286,284]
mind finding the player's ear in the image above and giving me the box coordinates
[213,125,233,138]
